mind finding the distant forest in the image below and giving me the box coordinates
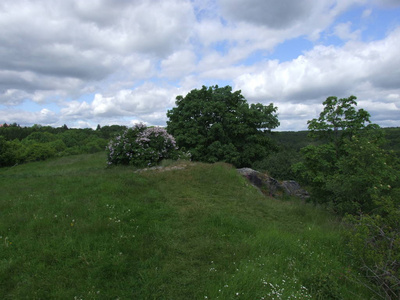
[0,122,399,171]
[271,127,400,154]
[0,123,126,167]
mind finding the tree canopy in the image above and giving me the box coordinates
[166,85,279,167]
[294,95,398,214]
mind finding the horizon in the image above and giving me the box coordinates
[1,121,398,133]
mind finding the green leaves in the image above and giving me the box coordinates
[297,96,400,296]
[308,96,371,143]
[166,85,279,167]
[296,95,399,215]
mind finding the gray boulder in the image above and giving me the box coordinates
[237,168,309,199]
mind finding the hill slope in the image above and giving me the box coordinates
[0,153,377,299]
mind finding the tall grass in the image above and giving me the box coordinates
[0,153,378,299]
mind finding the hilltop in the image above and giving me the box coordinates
[0,153,378,299]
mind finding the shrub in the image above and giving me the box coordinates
[23,143,57,162]
[345,202,400,299]
[0,137,17,167]
[82,136,107,154]
[252,148,301,180]
[24,132,57,143]
[106,123,180,167]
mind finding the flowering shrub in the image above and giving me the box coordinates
[106,123,180,167]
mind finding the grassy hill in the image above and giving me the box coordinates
[0,153,378,299]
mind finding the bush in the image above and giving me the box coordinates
[24,143,57,162]
[106,123,180,167]
[82,136,107,154]
[0,137,17,167]
[24,132,57,143]
[252,148,301,180]
[49,139,67,153]
[346,202,400,299]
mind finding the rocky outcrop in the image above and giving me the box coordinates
[237,168,309,199]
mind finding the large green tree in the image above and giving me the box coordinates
[294,95,398,214]
[166,85,279,167]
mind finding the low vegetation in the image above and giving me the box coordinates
[0,124,126,167]
[0,153,377,299]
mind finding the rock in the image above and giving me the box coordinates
[237,168,309,199]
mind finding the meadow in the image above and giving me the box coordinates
[0,152,379,299]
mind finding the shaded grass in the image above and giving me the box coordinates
[0,153,378,299]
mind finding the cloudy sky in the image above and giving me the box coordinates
[0,0,399,131]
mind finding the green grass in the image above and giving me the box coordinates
[0,153,378,299]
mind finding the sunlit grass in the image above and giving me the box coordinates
[0,153,378,299]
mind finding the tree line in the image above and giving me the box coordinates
[0,124,126,167]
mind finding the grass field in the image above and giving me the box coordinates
[0,153,379,299]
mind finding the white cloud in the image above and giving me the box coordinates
[0,0,195,106]
[362,8,372,17]
[161,50,198,79]
[0,0,399,131]
[333,22,362,40]
[0,108,59,126]
[235,27,400,102]
[60,83,182,124]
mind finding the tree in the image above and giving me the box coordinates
[294,95,398,214]
[308,96,372,139]
[307,95,375,158]
[166,85,279,167]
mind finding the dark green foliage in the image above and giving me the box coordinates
[294,95,399,214]
[269,131,317,151]
[23,143,57,162]
[82,136,107,154]
[0,124,124,167]
[166,85,279,167]
[307,95,373,143]
[0,136,17,167]
[96,124,127,140]
[346,201,400,299]
[0,123,31,140]
[382,127,400,157]
[24,131,57,143]
[252,148,301,180]
[269,127,399,156]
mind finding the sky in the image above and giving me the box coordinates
[0,0,399,131]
